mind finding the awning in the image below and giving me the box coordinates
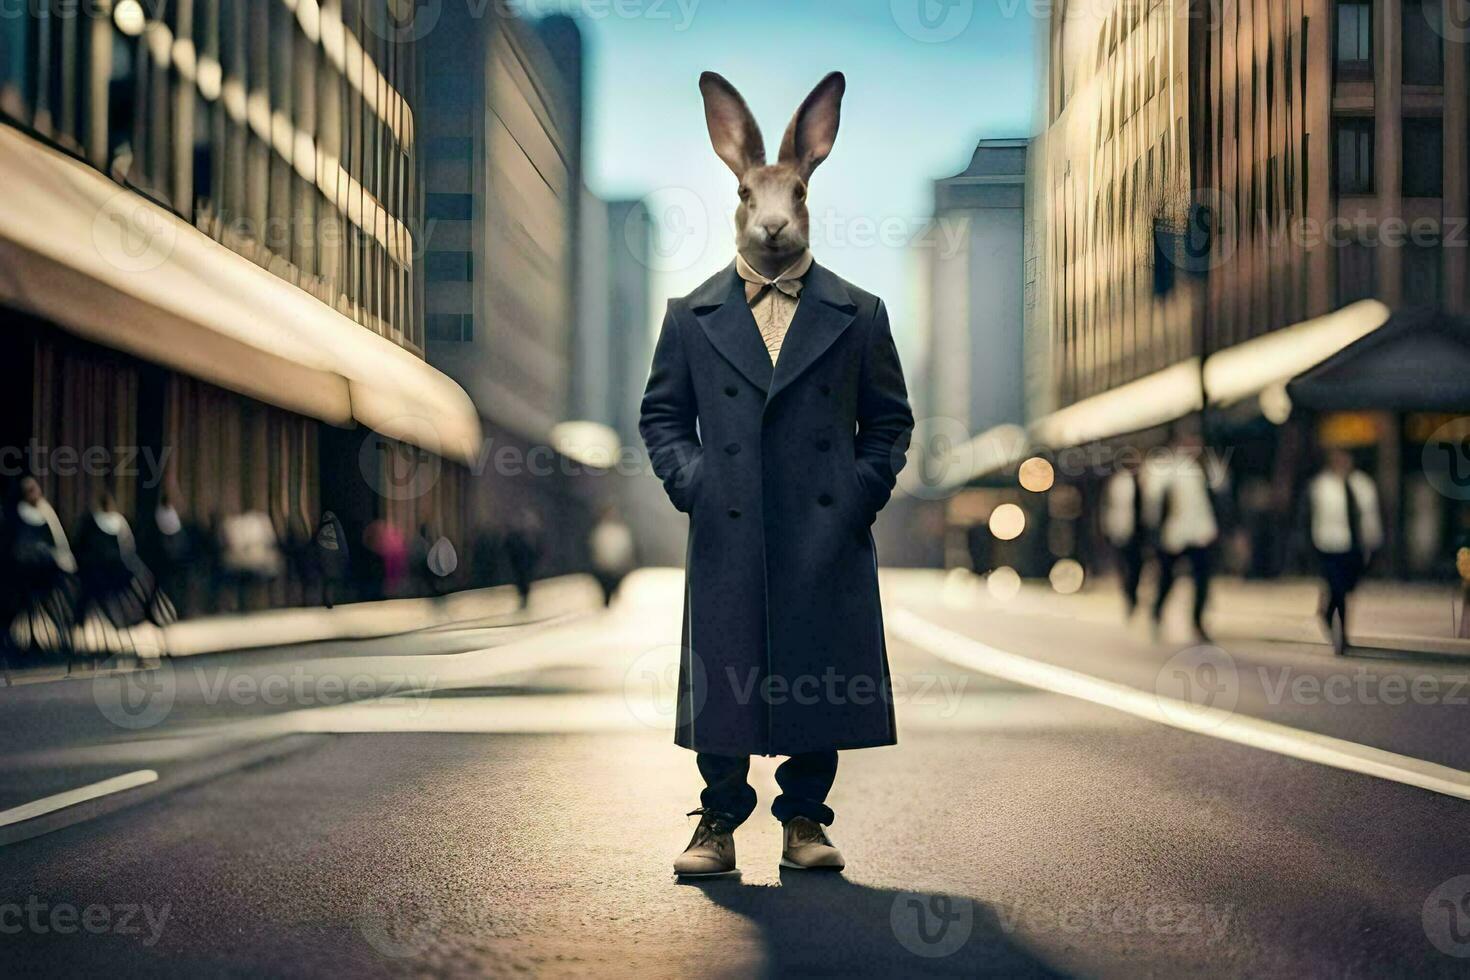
[0,124,482,463]
[1020,299,1393,453]
[1030,359,1204,450]
[1288,307,1470,412]
[1204,299,1390,407]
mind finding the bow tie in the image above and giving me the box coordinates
[736,250,813,303]
[743,275,804,303]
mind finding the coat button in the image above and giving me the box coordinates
[817,493,833,507]
[724,385,738,397]
[815,438,831,452]
[819,383,832,396]
[725,443,740,455]
[727,507,742,519]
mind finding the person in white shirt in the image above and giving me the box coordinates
[588,506,636,606]
[1145,431,1221,642]
[1102,459,1147,617]
[1306,448,1383,655]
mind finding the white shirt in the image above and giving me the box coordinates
[590,520,635,573]
[1145,451,1220,553]
[1102,471,1139,546]
[1309,470,1383,554]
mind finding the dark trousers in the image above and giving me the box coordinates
[697,751,839,828]
[1318,550,1364,627]
[1153,546,1213,631]
[1117,539,1144,613]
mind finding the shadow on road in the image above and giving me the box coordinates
[684,868,1064,977]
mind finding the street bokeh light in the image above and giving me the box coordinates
[988,503,1027,541]
[1018,456,1056,493]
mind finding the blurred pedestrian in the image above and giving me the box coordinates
[218,510,285,611]
[503,508,543,610]
[1102,457,1147,619]
[1457,530,1470,640]
[471,528,501,589]
[144,489,191,621]
[363,519,408,599]
[1305,448,1383,656]
[589,505,636,606]
[1147,429,1222,643]
[313,510,350,609]
[5,476,79,654]
[74,492,158,639]
[426,531,459,598]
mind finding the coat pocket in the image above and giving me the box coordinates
[667,450,705,514]
[847,460,876,527]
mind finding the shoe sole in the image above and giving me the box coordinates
[779,857,845,871]
[673,868,741,880]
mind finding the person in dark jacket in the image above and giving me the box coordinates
[641,72,913,877]
[73,492,156,636]
[503,509,543,610]
[313,510,350,609]
[5,476,79,654]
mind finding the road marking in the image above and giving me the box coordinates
[0,770,159,828]
[889,609,1470,803]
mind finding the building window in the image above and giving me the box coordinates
[1403,118,1444,197]
[426,251,473,281]
[1402,1,1444,85]
[1333,117,1374,195]
[1336,0,1372,74]
[1337,240,1378,305]
[1404,240,1443,305]
[427,314,473,343]
[426,193,473,220]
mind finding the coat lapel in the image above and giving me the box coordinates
[692,263,773,394]
[766,262,857,405]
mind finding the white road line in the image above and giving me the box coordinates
[0,770,159,828]
[889,609,1470,803]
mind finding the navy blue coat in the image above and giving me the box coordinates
[639,261,914,756]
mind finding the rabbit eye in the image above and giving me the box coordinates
[738,184,751,200]
[794,185,807,202]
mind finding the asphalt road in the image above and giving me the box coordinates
[4,569,1470,977]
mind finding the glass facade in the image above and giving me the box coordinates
[0,0,423,350]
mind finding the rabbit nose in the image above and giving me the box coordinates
[762,219,788,239]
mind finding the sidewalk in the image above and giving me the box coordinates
[883,568,1469,659]
[0,574,604,687]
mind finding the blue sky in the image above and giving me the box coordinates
[563,0,1043,359]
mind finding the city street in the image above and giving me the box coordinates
[4,571,1470,977]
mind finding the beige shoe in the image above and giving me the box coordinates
[780,816,845,871]
[674,810,738,878]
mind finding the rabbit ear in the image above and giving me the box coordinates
[699,72,765,176]
[779,71,845,180]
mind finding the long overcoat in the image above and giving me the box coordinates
[639,260,914,756]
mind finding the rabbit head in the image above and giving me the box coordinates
[698,70,845,277]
